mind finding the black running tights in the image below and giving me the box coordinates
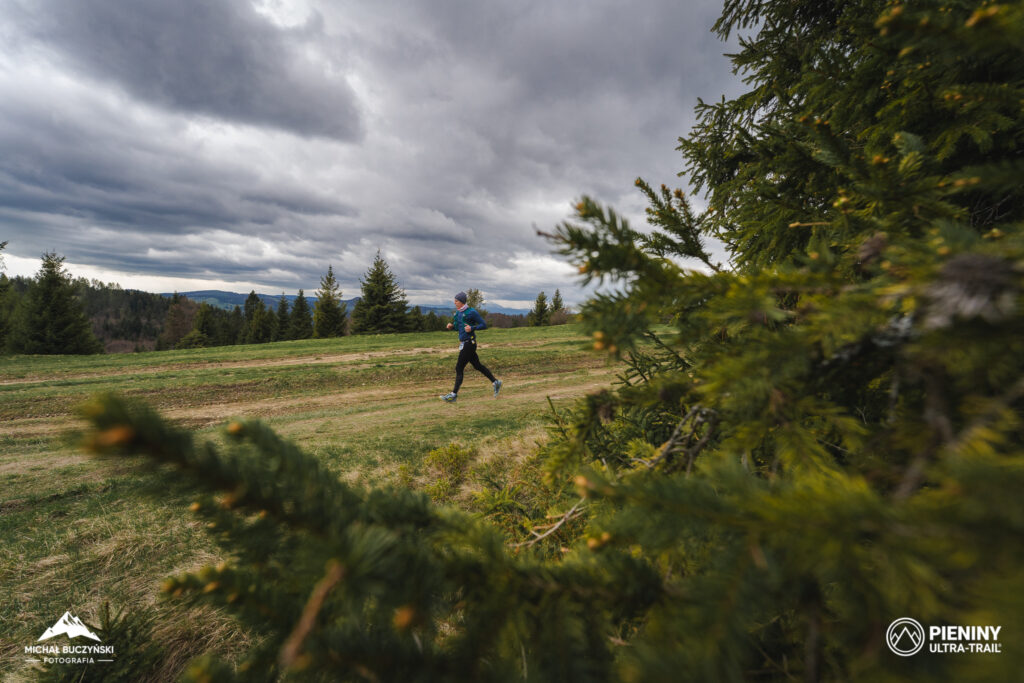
[453,341,496,393]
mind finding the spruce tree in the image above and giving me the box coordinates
[8,252,102,354]
[0,272,13,352]
[288,290,313,340]
[244,304,275,345]
[192,303,218,342]
[350,251,409,335]
[535,1,1024,679]
[175,329,209,349]
[313,265,347,338]
[550,288,571,325]
[274,294,290,341]
[243,290,261,324]
[550,289,564,315]
[678,0,1022,269]
[528,291,550,326]
[225,305,244,346]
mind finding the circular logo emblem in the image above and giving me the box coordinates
[886,618,925,656]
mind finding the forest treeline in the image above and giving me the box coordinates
[0,246,571,354]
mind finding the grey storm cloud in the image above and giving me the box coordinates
[0,85,357,238]
[0,0,742,305]
[12,0,361,140]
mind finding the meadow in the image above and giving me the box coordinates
[0,324,616,681]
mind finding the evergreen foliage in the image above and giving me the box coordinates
[550,289,564,315]
[7,252,103,354]
[228,306,245,345]
[528,291,550,327]
[680,0,1022,269]
[534,0,1024,679]
[232,291,278,345]
[244,304,276,345]
[350,251,409,335]
[192,303,218,343]
[275,294,291,341]
[0,241,11,350]
[288,290,313,340]
[313,266,347,338]
[549,289,572,325]
[0,273,13,351]
[191,293,287,347]
[243,291,262,325]
[189,302,248,348]
[175,329,210,349]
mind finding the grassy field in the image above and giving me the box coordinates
[0,324,617,681]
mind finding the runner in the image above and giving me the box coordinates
[439,291,501,403]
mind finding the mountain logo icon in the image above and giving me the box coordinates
[886,617,925,656]
[37,611,101,642]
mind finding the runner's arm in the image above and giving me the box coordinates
[467,310,487,331]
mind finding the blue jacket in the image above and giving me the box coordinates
[452,306,487,342]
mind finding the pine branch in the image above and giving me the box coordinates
[512,499,586,548]
[279,560,346,670]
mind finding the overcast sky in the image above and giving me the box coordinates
[0,0,742,307]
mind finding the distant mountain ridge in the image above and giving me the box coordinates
[162,290,529,315]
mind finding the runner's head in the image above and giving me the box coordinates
[454,291,468,308]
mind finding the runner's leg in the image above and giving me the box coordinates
[453,345,471,393]
[467,344,497,382]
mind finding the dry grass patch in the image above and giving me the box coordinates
[0,417,85,438]
[144,604,258,683]
[0,451,91,476]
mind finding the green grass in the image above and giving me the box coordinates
[0,324,615,680]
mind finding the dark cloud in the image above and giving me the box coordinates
[0,0,742,305]
[13,0,361,140]
[415,0,727,99]
[0,80,358,238]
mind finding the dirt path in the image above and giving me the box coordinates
[163,367,614,428]
[0,366,614,438]
[0,338,565,387]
